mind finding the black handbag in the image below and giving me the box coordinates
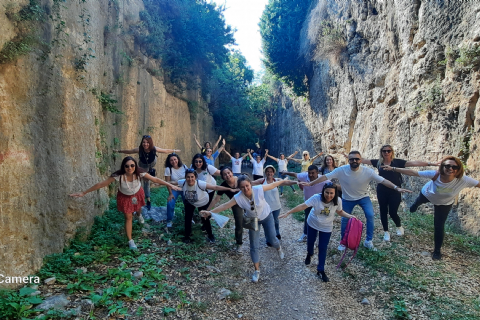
[148,167,156,177]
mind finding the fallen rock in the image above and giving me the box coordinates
[359,287,367,294]
[37,294,69,311]
[133,271,144,279]
[30,290,41,296]
[421,251,430,257]
[31,285,39,290]
[206,265,221,273]
[44,277,56,285]
[217,288,232,300]
[361,298,370,305]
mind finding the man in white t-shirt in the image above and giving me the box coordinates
[223,150,248,176]
[302,151,411,251]
[283,165,330,242]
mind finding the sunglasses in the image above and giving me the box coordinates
[124,164,135,168]
[249,200,255,211]
[143,135,151,139]
[443,164,460,170]
[186,169,196,174]
[194,160,203,163]
[382,149,392,153]
[348,158,361,162]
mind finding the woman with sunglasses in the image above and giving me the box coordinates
[164,153,189,228]
[204,139,225,166]
[114,135,180,210]
[279,183,355,282]
[356,145,437,241]
[382,156,480,260]
[201,175,297,282]
[70,156,181,250]
[266,151,298,196]
[193,134,222,155]
[247,149,268,180]
[289,150,323,172]
[191,154,221,206]
[172,169,235,243]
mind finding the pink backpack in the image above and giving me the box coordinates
[336,218,363,269]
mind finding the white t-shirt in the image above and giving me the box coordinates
[326,165,384,201]
[113,173,146,195]
[231,157,243,173]
[234,185,271,221]
[419,170,479,205]
[178,179,209,207]
[164,165,188,182]
[193,164,218,193]
[251,159,265,176]
[277,159,288,172]
[306,195,343,233]
[263,178,281,211]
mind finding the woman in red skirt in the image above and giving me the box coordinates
[70,156,181,250]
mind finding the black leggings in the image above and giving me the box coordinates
[377,185,402,231]
[253,174,263,180]
[183,192,215,239]
[411,193,453,253]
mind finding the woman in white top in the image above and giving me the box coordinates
[191,153,221,207]
[280,183,354,282]
[164,153,189,228]
[248,149,268,180]
[201,175,297,282]
[223,149,249,176]
[383,155,480,260]
[173,169,234,244]
[254,165,284,243]
[70,156,181,250]
[267,151,298,196]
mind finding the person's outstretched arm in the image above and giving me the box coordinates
[207,194,223,210]
[200,197,238,216]
[379,177,413,193]
[155,147,180,154]
[301,175,328,187]
[223,149,233,159]
[267,154,278,162]
[282,171,298,178]
[114,148,139,154]
[381,165,421,177]
[193,134,202,149]
[212,135,222,151]
[279,203,309,218]
[69,177,116,197]
[311,152,324,162]
[263,149,269,161]
[144,174,182,191]
[405,160,440,167]
[262,179,296,192]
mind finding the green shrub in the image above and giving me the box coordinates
[99,92,122,114]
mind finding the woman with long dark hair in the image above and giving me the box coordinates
[383,156,480,260]
[70,156,181,250]
[164,153,189,228]
[320,154,342,196]
[358,145,437,241]
[193,134,222,155]
[191,153,221,207]
[114,135,180,210]
[280,183,355,282]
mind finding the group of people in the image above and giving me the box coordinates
[69,134,480,282]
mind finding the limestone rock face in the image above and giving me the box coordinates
[266,0,480,234]
[0,0,215,287]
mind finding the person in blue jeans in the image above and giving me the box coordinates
[201,175,297,283]
[280,183,355,282]
[164,153,188,228]
[301,151,411,251]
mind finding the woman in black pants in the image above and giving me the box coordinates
[359,145,437,241]
[383,156,480,260]
[173,169,234,244]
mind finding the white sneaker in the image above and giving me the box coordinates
[278,246,285,259]
[383,231,390,242]
[192,219,195,224]
[128,239,137,250]
[297,234,307,242]
[166,221,173,228]
[252,270,260,283]
[363,240,376,251]
[396,226,405,236]
[337,244,346,251]
[138,213,145,224]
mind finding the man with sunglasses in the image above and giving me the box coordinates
[301,151,412,251]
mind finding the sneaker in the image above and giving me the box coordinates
[432,251,442,260]
[182,237,192,244]
[396,226,405,236]
[293,190,297,194]
[235,244,243,254]
[409,203,419,213]
[305,254,312,265]
[297,234,307,242]
[252,270,260,283]
[276,234,282,240]
[280,193,284,197]
[265,242,273,248]
[207,234,216,244]
[128,239,137,250]
[317,271,329,282]
[146,201,151,210]
[138,213,145,224]
[383,231,390,242]
[166,221,173,228]
[278,246,285,259]
[363,240,376,251]
[337,244,346,251]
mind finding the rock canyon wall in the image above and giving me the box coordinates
[0,0,216,287]
[266,0,480,233]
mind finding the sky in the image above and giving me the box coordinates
[221,0,269,74]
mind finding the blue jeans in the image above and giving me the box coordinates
[272,209,281,237]
[138,161,155,198]
[166,189,183,222]
[233,173,241,177]
[341,196,374,241]
[307,224,332,272]
[249,213,280,263]
[278,173,295,194]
